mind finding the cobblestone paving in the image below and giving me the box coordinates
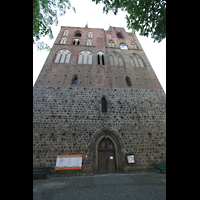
[33,172,166,200]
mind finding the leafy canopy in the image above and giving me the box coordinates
[92,0,166,43]
[33,0,75,50]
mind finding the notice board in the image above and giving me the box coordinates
[55,154,82,170]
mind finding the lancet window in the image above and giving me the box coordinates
[88,32,93,38]
[54,49,71,63]
[108,40,115,47]
[107,33,112,39]
[132,42,138,49]
[101,97,107,112]
[78,50,93,64]
[126,76,132,86]
[73,39,80,45]
[60,38,67,44]
[130,53,146,67]
[97,51,105,65]
[72,75,78,84]
[86,39,92,46]
[63,30,69,36]
[109,52,124,66]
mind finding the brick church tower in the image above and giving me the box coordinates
[33,25,166,175]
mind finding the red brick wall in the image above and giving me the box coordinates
[35,26,162,90]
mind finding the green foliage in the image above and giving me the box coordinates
[36,41,52,51]
[92,0,166,42]
[33,0,75,50]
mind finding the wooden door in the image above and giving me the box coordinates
[98,137,116,173]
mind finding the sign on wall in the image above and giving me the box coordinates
[55,154,82,170]
[127,155,135,163]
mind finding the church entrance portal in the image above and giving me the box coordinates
[90,128,124,174]
[98,136,117,173]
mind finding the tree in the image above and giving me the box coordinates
[33,0,75,50]
[92,0,166,43]
[33,0,165,51]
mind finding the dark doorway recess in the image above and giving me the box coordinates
[98,136,117,173]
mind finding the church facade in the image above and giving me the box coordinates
[33,25,166,175]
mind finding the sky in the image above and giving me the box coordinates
[33,0,166,92]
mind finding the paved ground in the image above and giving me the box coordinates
[33,172,166,200]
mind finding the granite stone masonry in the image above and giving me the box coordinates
[33,25,166,176]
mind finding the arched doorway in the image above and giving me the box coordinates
[89,127,124,174]
[98,136,116,173]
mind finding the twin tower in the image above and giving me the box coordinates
[33,25,166,175]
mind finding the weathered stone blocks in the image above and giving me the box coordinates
[33,86,166,173]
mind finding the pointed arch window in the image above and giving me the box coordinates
[109,52,124,66]
[128,33,134,41]
[132,42,138,49]
[60,38,67,44]
[102,55,105,65]
[137,57,145,67]
[78,50,93,64]
[88,32,93,38]
[107,33,112,39]
[73,39,80,45]
[120,43,128,50]
[130,53,146,67]
[109,40,114,47]
[109,55,114,65]
[72,75,77,84]
[98,54,100,65]
[117,33,123,38]
[101,97,107,113]
[86,39,92,46]
[126,76,132,86]
[63,30,69,36]
[54,49,71,63]
[75,31,81,37]
[97,51,105,65]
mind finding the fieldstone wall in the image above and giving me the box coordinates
[33,85,166,174]
[33,26,166,175]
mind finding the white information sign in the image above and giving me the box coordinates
[55,154,82,170]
